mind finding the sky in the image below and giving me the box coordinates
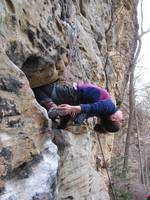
[136,0,150,87]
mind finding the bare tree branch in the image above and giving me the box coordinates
[139,27,150,37]
[122,0,150,175]
[134,37,142,63]
[135,110,145,185]
[140,0,144,33]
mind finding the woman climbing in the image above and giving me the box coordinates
[33,82,124,132]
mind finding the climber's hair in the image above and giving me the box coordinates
[94,117,120,133]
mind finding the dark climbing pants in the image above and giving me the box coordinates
[33,84,87,128]
[33,83,80,110]
[33,83,86,127]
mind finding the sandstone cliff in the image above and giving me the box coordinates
[0,0,138,199]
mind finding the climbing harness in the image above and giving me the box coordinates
[95,132,118,200]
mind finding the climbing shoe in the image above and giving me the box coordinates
[48,107,59,120]
[48,107,65,120]
[73,113,87,125]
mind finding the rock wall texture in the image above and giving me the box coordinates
[0,0,138,200]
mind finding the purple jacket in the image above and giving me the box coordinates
[76,83,118,117]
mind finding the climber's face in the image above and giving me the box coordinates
[110,110,124,128]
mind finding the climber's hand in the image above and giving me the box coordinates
[57,104,81,116]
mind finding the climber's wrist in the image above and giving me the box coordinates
[71,106,81,114]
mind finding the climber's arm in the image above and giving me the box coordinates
[80,99,117,115]
[57,104,81,115]
[57,99,117,116]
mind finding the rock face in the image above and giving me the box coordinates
[0,0,138,200]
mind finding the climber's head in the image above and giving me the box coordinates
[110,110,124,128]
[94,110,124,133]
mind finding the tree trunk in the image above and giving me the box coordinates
[135,111,145,185]
[122,64,135,175]
[122,37,142,175]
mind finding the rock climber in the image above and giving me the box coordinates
[33,82,124,132]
